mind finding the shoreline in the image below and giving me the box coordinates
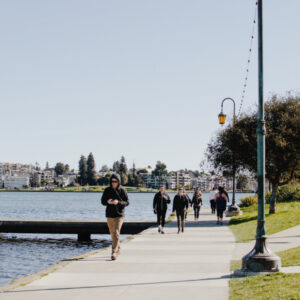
[0,190,253,194]
[0,234,136,293]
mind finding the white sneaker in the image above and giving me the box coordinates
[158,226,161,233]
[161,228,165,234]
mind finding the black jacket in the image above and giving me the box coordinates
[153,192,170,211]
[101,174,129,218]
[172,194,189,212]
[192,195,203,207]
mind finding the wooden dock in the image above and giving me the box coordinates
[0,219,157,241]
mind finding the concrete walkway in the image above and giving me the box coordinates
[0,209,235,300]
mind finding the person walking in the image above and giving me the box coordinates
[173,187,189,234]
[101,173,129,260]
[153,185,171,234]
[215,186,228,225]
[183,188,191,220]
[209,187,218,214]
[192,187,203,221]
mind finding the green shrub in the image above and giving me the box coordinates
[266,183,300,203]
[239,195,258,207]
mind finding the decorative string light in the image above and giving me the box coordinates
[237,2,258,117]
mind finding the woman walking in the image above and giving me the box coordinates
[101,173,129,260]
[192,187,203,221]
[172,187,189,234]
[153,185,171,234]
[215,186,228,225]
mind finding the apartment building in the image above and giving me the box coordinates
[4,175,30,189]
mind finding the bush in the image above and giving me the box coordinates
[266,183,300,203]
[239,195,258,207]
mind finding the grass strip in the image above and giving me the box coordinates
[230,273,300,300]
[229,202,300,242]
[277,246,300,267]
[230,246,300,272]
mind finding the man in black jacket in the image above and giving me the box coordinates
[153,185,170,234]
[173,187,189,234]
[101,173,129,260]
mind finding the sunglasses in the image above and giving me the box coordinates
[111,180,118,183]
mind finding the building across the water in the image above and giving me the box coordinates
[4,175,30,189]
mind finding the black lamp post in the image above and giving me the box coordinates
[218,97,240,215]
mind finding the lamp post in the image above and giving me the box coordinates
[218,97,240,216]
[236,0,281,274]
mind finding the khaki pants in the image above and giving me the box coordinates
[107,217,124,254]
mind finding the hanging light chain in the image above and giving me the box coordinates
[237,1,258,117]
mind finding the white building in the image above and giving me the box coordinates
[4,175,30,189]
[0,163,3,188]
[57,175,77,187]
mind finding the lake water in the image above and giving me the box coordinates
[0,191,251,286]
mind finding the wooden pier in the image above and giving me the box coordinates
[0,219,156,241]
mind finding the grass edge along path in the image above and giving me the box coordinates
[230,245,300,271]
[230,273,300,300]
[229,202,300,243]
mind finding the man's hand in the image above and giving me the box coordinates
[107,199,118,205]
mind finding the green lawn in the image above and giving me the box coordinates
[277,246,300,267]
[230,246,300,272]
[229,202,300,242]
[230,273,300,300]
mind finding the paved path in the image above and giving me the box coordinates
[0,209,235,300]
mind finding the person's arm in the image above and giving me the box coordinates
[117,189,129,207]
[153,194,157,210]
[172,196,177,212]
[101,189,111,206]
[185,198,189,209]
[166,194,171,204]
[223,193,229,203]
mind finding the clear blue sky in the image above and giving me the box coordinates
[0,0,299,171]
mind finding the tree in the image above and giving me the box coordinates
[119,156,128,175]
[64,164,70,173]
[54,162,65,176]
[120,173,128,185]
[87,153,97,185]
[152,161,168,177]
[98,173,111,185]
[112,161,120,173]
[100,165,109,172]
[78,155,88,185]
[137,168,148,174]
[206,94,300,213]
[236,174,248,191]
[153,161,168,186]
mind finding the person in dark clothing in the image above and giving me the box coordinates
[173,187,189,234]
[192,187,203,221]
[209,188,217,214]
[183,188,191,220]
[101,173,129,260]
[153,185,170,234]
[215,186,228,225]
[210,199,216,214]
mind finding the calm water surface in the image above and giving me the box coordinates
[0,191,251,286]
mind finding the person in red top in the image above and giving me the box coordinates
[215,186,228,225]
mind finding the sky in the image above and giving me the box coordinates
[0,0,299,172]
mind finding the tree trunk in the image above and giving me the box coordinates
[269,182,278,214]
